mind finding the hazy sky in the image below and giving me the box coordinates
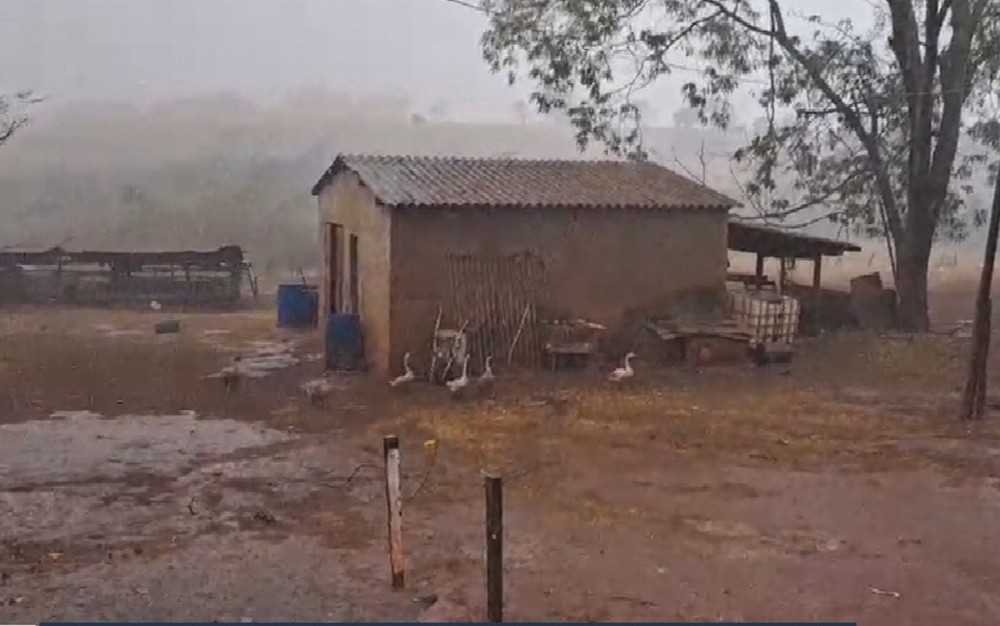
[1,0,870,116]
[0,0,522,104]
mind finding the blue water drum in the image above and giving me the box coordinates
[276,284,319,328]
[326,313,364,371]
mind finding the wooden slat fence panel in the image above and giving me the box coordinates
[445,252,545,370]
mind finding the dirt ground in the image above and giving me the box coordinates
[1,289,1000,624]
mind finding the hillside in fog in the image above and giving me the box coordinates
[0,92,739,273]
[0,92,601,275]
[3,90,988,279]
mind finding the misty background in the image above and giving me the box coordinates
[0,0,989,282]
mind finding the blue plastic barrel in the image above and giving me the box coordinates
[326,313,364,370]
[276,284,318,328]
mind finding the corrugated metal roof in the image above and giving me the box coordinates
[728,222,861,258]
[311,154,738,210]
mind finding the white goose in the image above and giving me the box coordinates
[221,356,243,393]
[446,354,471,395]
[302,372,336,407]
[477,355,496,386]
[608,352,636,383]
[389,352,416,388]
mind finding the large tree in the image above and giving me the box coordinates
[481,0,1000,330]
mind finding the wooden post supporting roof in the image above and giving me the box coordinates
[812,254,823,299]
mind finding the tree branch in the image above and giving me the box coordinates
[778,211,846,230]
[925,0,942,72]
[938,0,955,28]
[795,107,841,117]
[744,163,868,221]
[0,119,26,145]
[671,142,708,184]
[886,0,925,100]
[929,0,982,222]
[701,0,904,242]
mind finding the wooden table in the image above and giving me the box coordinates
[545,342,594,372]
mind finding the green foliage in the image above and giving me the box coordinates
[481,0,1000,244]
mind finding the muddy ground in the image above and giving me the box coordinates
[1,293,999,624]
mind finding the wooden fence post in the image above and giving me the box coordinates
[961,164,1000,420]
[485,473,503,622]
[383,435,405,588]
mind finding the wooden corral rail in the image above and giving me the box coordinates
[0,245,245,267]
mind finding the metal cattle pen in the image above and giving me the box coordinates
[0,245,256,307]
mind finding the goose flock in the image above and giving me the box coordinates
[257,347,640,408]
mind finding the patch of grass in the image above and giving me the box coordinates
[386,401,537,470]
[388,352,995,481]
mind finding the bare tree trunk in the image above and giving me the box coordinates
[959,170,1000,421]
[895,238,932,332]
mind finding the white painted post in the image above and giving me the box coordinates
[383,435,405,588]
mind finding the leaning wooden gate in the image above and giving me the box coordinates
[446,252,545,368]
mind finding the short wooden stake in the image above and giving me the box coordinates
[485,473,503,622]
[383,435,405,589]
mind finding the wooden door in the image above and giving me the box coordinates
[349,234,359,314]
[326,223,343,313]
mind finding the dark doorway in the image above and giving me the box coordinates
[326,223,343,313]
[349,234,359,314]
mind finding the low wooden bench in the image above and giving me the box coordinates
[544,341,594,372]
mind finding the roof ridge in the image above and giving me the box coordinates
[312,153,740,208]
[339,153,634,165]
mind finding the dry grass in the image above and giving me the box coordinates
[4,305,987,483]
[382,330,999,493]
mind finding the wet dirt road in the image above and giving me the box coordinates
[0,408,423,621]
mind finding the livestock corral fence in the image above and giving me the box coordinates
[0,245,258,308]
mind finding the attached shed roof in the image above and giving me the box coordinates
[311,154,738,210]
[728,221,861,258]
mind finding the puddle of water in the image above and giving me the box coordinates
[50,410,103,419]
[91,323,149,339]
[207,340,302,379]
[107,329,145,337]
[0,411,305,544]
[240,353,300,378]
[0,411,292,484]
[688,519,759,540]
